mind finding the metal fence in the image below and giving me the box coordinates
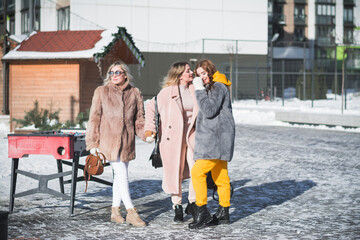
[200,39,360,107]
[224,62,360,107]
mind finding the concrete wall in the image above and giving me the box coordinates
[128,52,267,100]
[276,111,360,128]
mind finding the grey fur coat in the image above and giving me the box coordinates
[193,81,235,162]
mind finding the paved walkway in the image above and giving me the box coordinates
[2,125,360,240]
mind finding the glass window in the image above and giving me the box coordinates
[21,0,40,34]
[344,28,353,43]
[9,15,15,34]
[58,6,70,30]
[294,27,305,41]
[22,0,29,9]
[21,11,29,33]
[344,7,353,23]
[8,0,15,8]
[316,26,335,44]
[294,4,305,24]
[34,8,40,31]
[317,4,335,16]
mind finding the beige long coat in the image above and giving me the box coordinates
[145,84,198,194]
[86,81,145,161]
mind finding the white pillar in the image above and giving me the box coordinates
[336,0,344,44]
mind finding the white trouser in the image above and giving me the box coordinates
[110,157,134,209]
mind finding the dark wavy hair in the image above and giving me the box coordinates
[195,59,217,92]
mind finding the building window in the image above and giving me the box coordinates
[275,4,285,23]
[344,28,353,44]
[316,2,335,45]
[0,0,15,13]
[294,27,305,42]
[343,6,354,44]
[21,10,29,33]
[316,26,335,44]
[21,0,40,34]
[8,0,15,11]
[316,0,336,3]
[294,5,306,25]
[343,7,353,24]
[1,0,15,34]
[316,4,335,24]
[9,15,15,34]
[58,6,70,30]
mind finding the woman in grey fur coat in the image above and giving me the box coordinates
[189,59,235,229]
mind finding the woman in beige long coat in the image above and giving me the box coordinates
[86,61,146,227]
[144,61,198,222]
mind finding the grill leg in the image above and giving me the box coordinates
[9,158,19,213]
[69,153,79,216]
[56,159,65,194]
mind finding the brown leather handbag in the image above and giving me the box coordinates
[84,152,106,192]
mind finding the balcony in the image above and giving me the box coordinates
[344,0,355,6]
[344,19,354,26]
[315,0,336,3]
[274,13,286,25]
[317,36,335,45]
[7,0,15,11]
[316,15,335,25]
[294,15,307,25]
[268,13,273,22]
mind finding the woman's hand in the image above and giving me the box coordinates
[90,148,100,156]
[145,131,156,143]
[193,77,205,90]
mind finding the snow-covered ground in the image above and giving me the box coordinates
[1,93,359,200]
[0,93,359,239]
[232,93,360,133]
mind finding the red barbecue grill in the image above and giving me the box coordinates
[7,129,111,216]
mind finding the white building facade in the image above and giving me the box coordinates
[2,0,360,100]
[2,0,269,99]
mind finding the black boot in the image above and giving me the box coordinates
[184,201,196,218]
[174,204,183,222]
[213,205,230,224]
[188,205,212,229]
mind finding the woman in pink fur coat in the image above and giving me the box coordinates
[144,62,198,222]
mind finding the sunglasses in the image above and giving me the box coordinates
[109,71,125,76]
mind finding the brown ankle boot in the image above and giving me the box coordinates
[111,206,125,224]
[126,208,146,227]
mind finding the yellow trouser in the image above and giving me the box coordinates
[191,159,231,207]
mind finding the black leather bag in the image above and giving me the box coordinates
[149,96,163,168]
[206,171,234,201]
[149,141,162,168]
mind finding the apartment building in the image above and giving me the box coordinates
[268,0,360,98]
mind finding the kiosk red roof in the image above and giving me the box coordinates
[17,30,104,52]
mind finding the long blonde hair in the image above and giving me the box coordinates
[162,61,189,88]
[103,61,133,85]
